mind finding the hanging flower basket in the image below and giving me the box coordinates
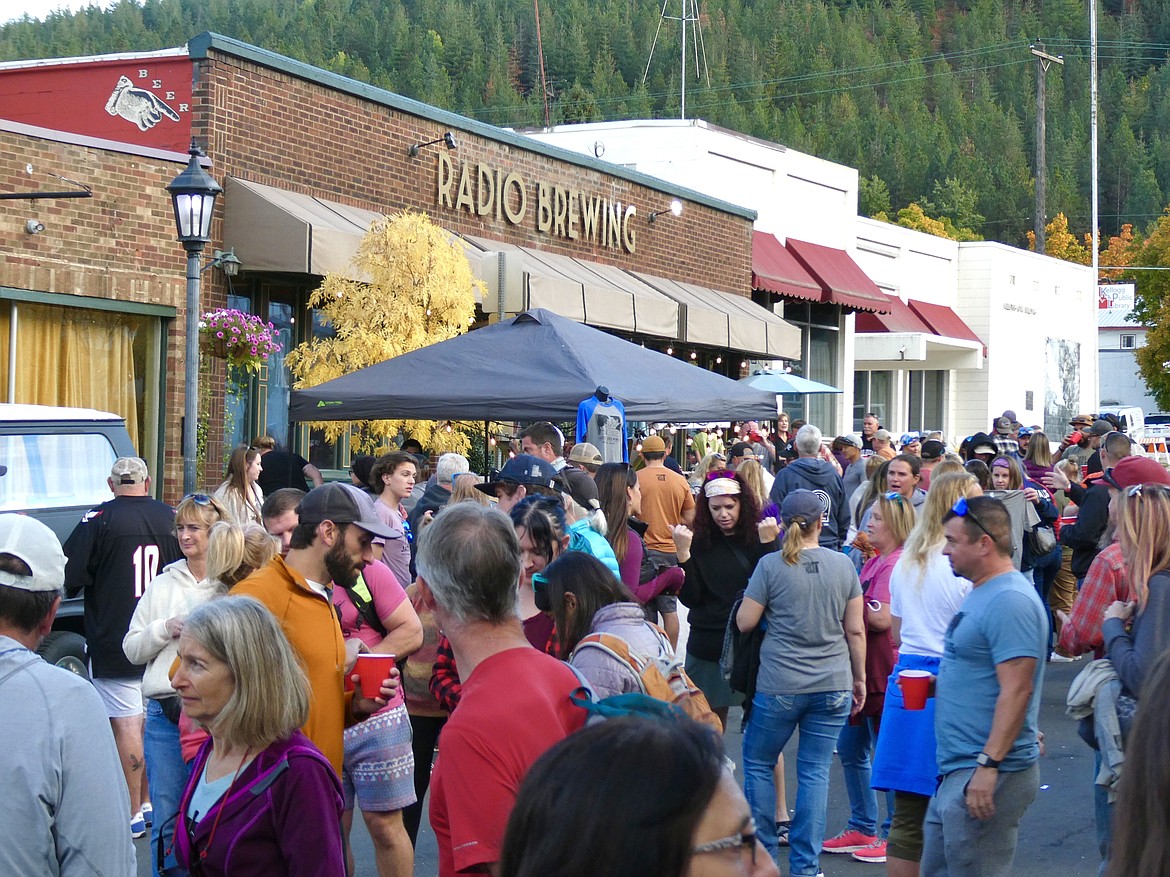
[199,308,282,374]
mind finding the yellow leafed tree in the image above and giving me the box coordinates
[286,210,484,453]
[1025,213,1091,265]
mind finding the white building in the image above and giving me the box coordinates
[527,118,1099,442]
[1098,283,1159,413]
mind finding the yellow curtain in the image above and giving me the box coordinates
[0,304,9,398]
[13,303,140,448]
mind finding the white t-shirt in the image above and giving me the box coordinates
[889,550,971,658]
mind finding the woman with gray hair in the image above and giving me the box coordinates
[171,596,344,876]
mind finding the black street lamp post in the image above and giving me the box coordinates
[167,139,222,495]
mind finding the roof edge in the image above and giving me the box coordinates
[186,32,756,222]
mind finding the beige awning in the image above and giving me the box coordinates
[465,236,681,339]
[223,178,797,357]
[632,272,801,360]
[224,177,383,279]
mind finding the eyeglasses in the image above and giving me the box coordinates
[692,821,758,864]
[1127,484,1144,498]
[883,491,906,504]
[951,496,995,542]
[182,493,214,506]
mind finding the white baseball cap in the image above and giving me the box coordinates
[0,514,66,592]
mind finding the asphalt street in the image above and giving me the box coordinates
[133,655,1103,876]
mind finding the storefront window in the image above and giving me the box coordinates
[777,301,842,433]
[223,292,253,451]
[307,308,344,471]
[806,327,837,433]
[853,370,893,430]
[0,299,163,468]
[908,371,945,433]
[262,299,297,444]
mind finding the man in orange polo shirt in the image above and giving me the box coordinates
[636,434,694,647]
[232,482,399,774]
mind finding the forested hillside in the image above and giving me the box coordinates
[3,0,1168,249]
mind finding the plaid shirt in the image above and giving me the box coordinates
[992,435,1021,457]
[428,626,561,715]
[1057,542,1131,657]
[428,633,462,714]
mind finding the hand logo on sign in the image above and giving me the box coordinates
[104,76,181,131]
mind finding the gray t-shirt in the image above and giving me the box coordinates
[934,571,1047,774]
[745,547,862,695]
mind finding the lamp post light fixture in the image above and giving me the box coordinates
[648,198,683,223]
[167,139,222,495]
[205,248,242,277]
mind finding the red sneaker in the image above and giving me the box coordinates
[852,838,888,863]
[822,828,878,854]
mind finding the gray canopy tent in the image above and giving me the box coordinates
[289,309,779,423]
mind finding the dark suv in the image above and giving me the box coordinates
[0,403,138,677]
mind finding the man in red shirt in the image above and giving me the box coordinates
[415,503,586,877]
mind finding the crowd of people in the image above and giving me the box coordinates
[4,409,1170,877]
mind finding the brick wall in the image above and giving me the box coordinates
[0,128,202,501]
[195,53,753,296]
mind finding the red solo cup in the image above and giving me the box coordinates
[899,669,932,710]
[354,653,395,699]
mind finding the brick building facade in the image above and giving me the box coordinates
[1,33,794,496]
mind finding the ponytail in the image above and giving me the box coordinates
[781,517,811,565]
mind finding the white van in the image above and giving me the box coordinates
[1099,405,1145,441]
[0,404,138,678]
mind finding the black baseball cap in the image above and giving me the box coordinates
[476,454,558,496]
[920,440,946,462]
[555,467,601,511]
[297,483,396,539]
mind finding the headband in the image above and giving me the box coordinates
[704,477,742,498]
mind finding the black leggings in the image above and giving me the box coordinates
[402,712,447,845]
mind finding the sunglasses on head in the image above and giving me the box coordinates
[883,491,905,504]
[182,493,214,506]
[951,495,995,541]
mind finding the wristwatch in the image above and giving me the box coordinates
[976,752,1002,769]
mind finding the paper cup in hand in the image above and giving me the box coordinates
[899,669,932,710]
[354,654,395,700]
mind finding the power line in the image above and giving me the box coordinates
[469,39,1032,118]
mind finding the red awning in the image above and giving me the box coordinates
[785,238,891,313]
[751,231,823,303]
[855,294,933,334]
[908,300,982,344]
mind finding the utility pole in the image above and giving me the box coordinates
[1031,44,1063,254]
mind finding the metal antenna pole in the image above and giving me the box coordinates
[534,0,550,127]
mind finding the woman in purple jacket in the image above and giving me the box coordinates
[171,596,345,877]
[595,463,685,611]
